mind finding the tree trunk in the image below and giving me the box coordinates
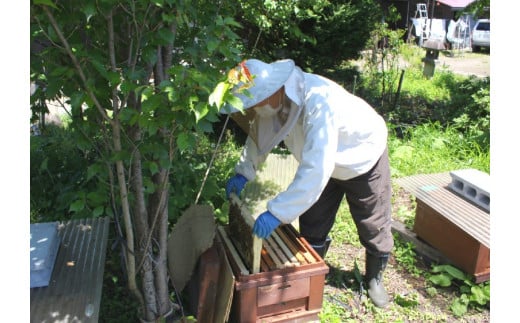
[112,122,144,308]
[149,169,171,316]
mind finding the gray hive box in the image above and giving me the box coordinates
[30,222,61,288]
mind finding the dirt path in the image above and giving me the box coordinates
[436,51,490,77]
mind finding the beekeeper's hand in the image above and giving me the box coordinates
[226,173,248,199]
[253,211,281,239]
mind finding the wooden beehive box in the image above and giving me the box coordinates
[221,153,329,322]
[396,172,490,283]
[218,224,328,323]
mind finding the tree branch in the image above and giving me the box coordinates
[42,6,113,126]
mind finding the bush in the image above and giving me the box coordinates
[30,125,96,222]
[234,0,381,70]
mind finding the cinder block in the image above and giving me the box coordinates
[449,169,490,212]
[30,222,61,288]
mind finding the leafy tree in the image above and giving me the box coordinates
[465,0,490,19]
[233,0,382,70]
[30,0,241,320]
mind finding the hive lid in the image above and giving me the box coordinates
[30,222,61,288]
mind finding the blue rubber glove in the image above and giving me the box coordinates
[225,173,248,199]
[253,211,281,239]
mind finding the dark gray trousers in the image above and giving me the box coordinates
[298,148,394,256]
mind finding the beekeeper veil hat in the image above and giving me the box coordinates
[220,59,295,114]
[220,59,303,155]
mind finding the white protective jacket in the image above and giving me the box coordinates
[235,67,388,224]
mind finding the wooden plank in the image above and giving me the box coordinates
[276,227,308,264]
[217,226,249,276]
[281,225,316,263]
[261,248,276,271]
[229,193,262,274]
[265,236,295,268]
[213,233,235,323]
[391,220,454,266]
[272,230,299,264]
[30,217,110,323]
[186,241,221,323]
[260,257,270,272]
[263,239,285,269]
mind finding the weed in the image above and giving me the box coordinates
[428,264,490,317]
[392,234,423,278]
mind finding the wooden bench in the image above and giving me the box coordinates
[30,217,110,322]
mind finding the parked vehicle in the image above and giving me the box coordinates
[471,19,490,52]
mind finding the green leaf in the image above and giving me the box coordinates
[148,162,159,175]
[90,59,109,79]
[207,39,218,53]
[157,27,175,44]
[87,163,103,181]
[394,293,419,307]
[107,71,121,88]
[194,102,209,123]
[141,47,158,65]
[209,81,230,109]
[82,3,97,23]
[141,95,163,113]
[227,95,244,111]
[450,298,468,317]
[87,191,106,204]
[120,80,138,95]
[147,122,159,136]
[177,132,195,152]
[69,92,85,111]
[428,273,452,287]
[92,206,104,217]
[470,286,489,305]
[434,264,466,281]
[196,119,213,133]
[69,199,85,212]
[161,13,175,24]
[223,17,242,28]
[143,177,156,194]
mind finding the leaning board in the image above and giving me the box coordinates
[227,153,310,274]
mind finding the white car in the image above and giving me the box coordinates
[471,19,490,52]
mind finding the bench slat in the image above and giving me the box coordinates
[30,217,110,322]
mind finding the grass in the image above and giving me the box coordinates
[388,122,489,178]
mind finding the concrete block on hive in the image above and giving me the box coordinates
[449,169,490,212]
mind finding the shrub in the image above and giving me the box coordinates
[30,125,97,222]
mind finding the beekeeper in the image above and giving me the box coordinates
[221,58,394,308]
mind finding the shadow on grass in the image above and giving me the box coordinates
[324,263,364,292]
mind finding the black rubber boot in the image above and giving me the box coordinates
[310,236,332,259]
[365,252,390,308]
